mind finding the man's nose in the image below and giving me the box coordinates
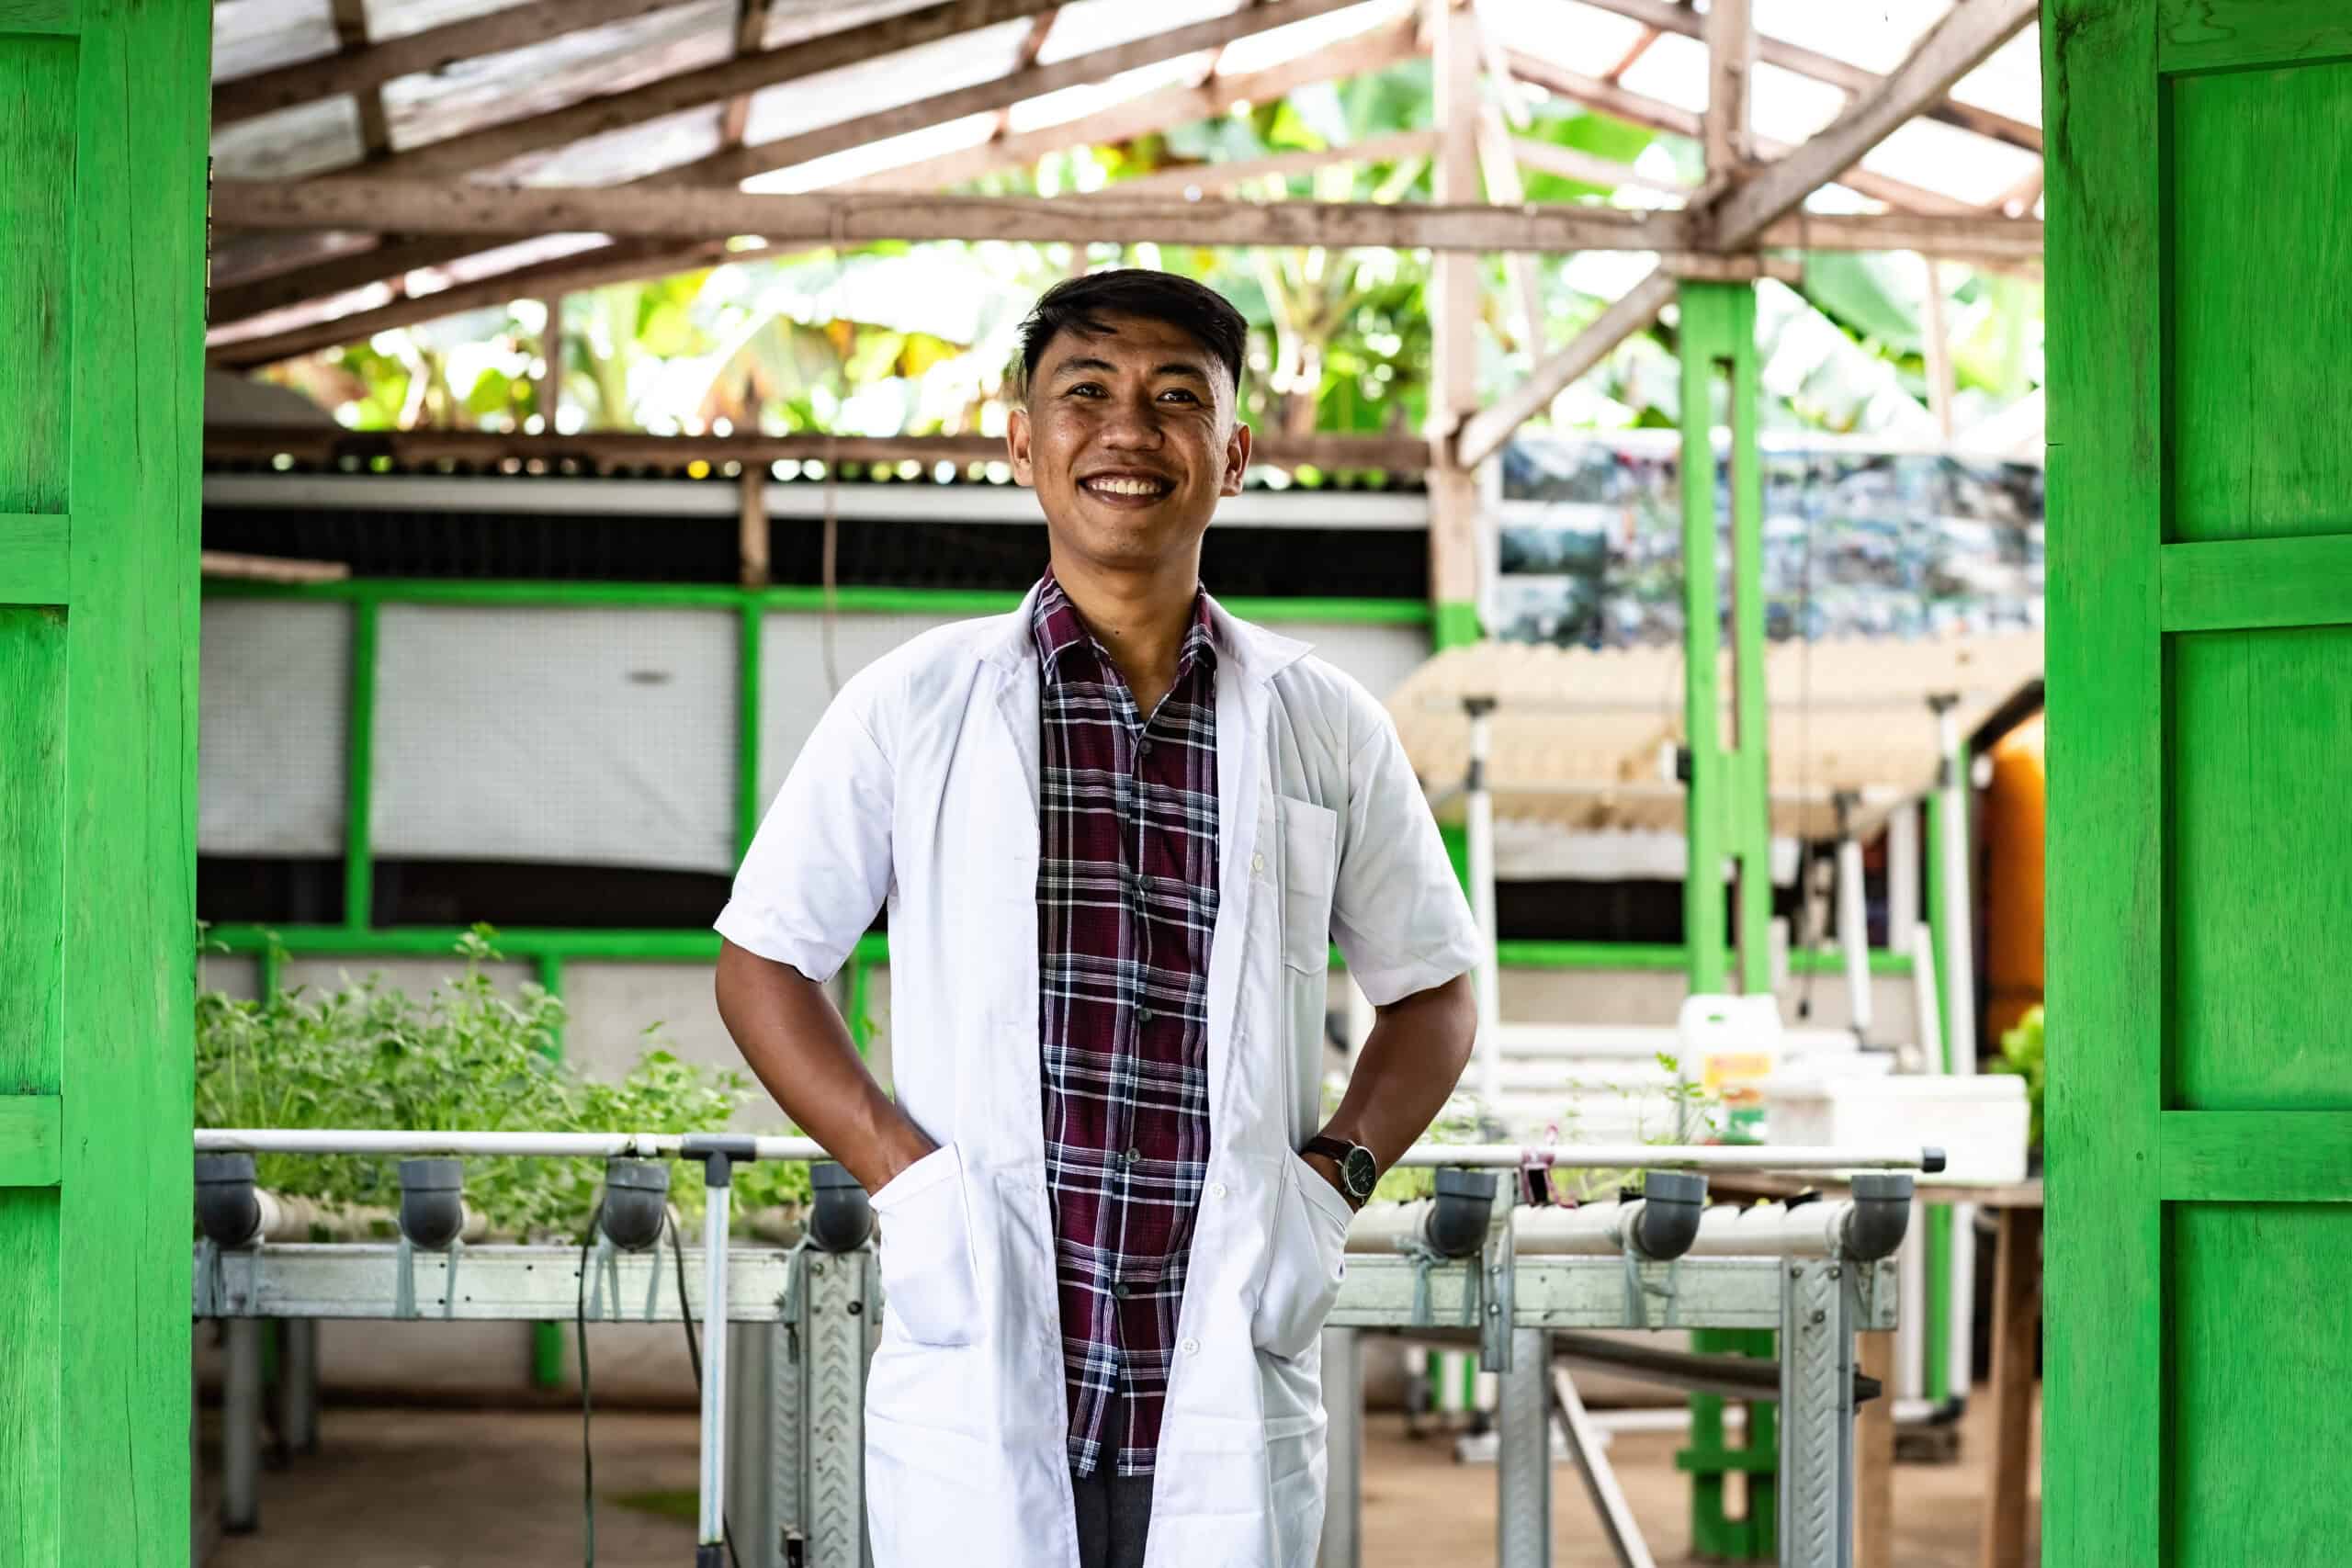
[1095,393,1164,448]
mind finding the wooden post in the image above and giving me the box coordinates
[1921,258,1955,442]
[1978,1203,2043,1568]
[1858,1330,1896,1568]
[537,295,563,434]
[0,3,211,1561]
[1427,0,1483,649]
[739,463,771,589]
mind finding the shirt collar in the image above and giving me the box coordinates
[1030,570,1217,688]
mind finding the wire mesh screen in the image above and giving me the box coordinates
[198,599,351,857]
[372,604,738,874]
[756,610,967,813]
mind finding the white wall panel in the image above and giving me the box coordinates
[373,605,738,873]
[198,599,349,856]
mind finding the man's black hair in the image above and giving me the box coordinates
[1012,269,1248,404]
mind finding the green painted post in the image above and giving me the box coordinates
[0,4,212,1560]
[1677,283,1731,999]
[255,941,284,1012]
[1724,287,1772,997]
[737,599,763,862]
[1432,599,1481,649]
[1922,787,1954,1404]
[344,596,380,931]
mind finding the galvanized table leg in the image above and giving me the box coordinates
[1317,1325,1362,1568]
[278,1318,318,1455]
[1552,1368,1657,1568]
[804,1248,874,1568]
[223,1317,263,1533]
[728,1321,777,1568]
[1497,1326,1552,1568]
[1779,1261,1856,1568]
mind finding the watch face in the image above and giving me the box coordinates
[1340,1145,1380,1199]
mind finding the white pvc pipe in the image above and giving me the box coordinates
[697,1177,731,1546]
[1493,1021,1865,1061]
[1909,924,1944,1075]
[1344,1198,1871,1258]
[1935,705,1977,1077]
[198,1133,1937,1174]
[1886,802,1921,957]
[1465,704,1503,1112]
[1837,832,1872,1035]
[196,1130,829,1160]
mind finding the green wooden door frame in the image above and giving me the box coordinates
[2046,5,2352,1562]
[0,5,212,1562]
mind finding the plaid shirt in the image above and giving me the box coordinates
[1032,572,1219,1480]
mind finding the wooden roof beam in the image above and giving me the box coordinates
[1454,268,1675,469]
[209,0,1379,330]
[1564,0,2043,155]
[1095,130,1442,195]
[214,177,2041,257]
[356,0,1068,182]
[1701,0,1753,181]
[1694,0,2041,250]
[212,0,684,127]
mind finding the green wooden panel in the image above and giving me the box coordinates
[2165,1203,2352,1562]
[2162,535,2352,631]
[0,1189,61,1560]
[0,1095,62,1186]
[2158,0,2352,71]
[2166,61,2352,543]
[344,596,379,929]
[2166,626,2352,1110]
[2044,2,2167,1562]
[2161,1111,2352,1201]
[0,0,77,31]
[0,36,74,516]
[0,513,69,604]
[0,610,64,1095]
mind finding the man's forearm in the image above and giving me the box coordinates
[714,940,935,1194]
[1318,973,1479,1170]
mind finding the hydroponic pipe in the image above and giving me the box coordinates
[197,1130,1942,1174]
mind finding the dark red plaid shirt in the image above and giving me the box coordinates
[1032,572,1219,1480]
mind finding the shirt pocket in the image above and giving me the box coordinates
[869,1142,980,1348]
[1276,795,1339,976]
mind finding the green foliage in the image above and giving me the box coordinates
[196,926,808,1237]
[1995,1006,2045,1150]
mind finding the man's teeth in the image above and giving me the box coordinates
[1085,477,1170,496]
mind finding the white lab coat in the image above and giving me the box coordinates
[718,586,1480,1568]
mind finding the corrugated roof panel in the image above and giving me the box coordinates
[738,19,1038,143]
[1038,0,1246,63]
[1481,0,1644,75]
[1949,25,2044,127]
[1863,117,2040,208]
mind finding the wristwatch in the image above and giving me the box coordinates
[1302,1135,1380,1208]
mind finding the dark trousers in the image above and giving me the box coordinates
[1070,1461,1155,1568]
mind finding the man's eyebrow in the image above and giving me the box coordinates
[1047,356,1212,382]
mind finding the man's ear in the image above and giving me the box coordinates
[1220,420,1253,497]
[1007,406,1035,487]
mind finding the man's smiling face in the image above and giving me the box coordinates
[1008,311,1251,576]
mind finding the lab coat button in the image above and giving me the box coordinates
[1209,1181,1227,1199]
[1179,1337,1200,1356]
[1250,852,1265,877]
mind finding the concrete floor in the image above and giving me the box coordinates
[202,1394,2038,1567]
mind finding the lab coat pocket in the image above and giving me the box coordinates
[1276,795,1338,975]
[870,1142,979,1348]
[1250,1155,1352,1360]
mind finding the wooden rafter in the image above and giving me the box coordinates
[210,0,1382,330]
[716,0,779,152]
[1695,0,2041,249]
[213,177,2042,258]
[211,0,683,127]
[1701,0,1752,178]
[344,0,1067,183]
[1455,269,1676,469]
[835,14,1420,193]
[1601,21,1667,85]
[325,0,391,163]
[199,424,1433,473]
[994,9,1060,138]
[1566,0,2043,156]
[1094,130,1442,196]
[1505,51,1990,220]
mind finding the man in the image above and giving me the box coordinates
[714,269,1480,1568]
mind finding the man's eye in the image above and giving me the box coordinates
[1068,383,1103,398]
[1159,389,1200,403]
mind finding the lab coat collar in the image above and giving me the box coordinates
[980,579,1313,687]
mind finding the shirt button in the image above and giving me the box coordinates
[1179,1337,1200,1356]
[1122,1147,1141,1165]
[1113,1282,1132,1300]
[1136,1006,1154,1026]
